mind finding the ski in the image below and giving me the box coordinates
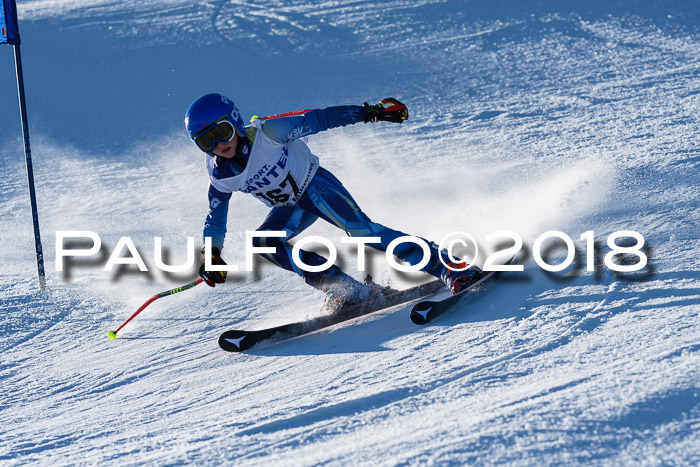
[409,256,516,325]
[219,279,444,352]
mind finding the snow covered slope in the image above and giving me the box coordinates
[1,0,698,464]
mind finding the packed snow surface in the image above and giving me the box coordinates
[1,0,698,464]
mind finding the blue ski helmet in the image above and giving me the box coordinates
[185,93,247,152]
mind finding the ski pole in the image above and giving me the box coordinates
[108,278,204,339]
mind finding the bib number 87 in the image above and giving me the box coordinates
[254,173,301,206]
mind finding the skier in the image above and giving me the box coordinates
[185,93,482,308]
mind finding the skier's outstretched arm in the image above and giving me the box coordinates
[199,184,232,287]
[203,183,232,253]
[261,98,409,144]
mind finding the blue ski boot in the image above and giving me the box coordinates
[440,261,484,295]
[306,265,378,313]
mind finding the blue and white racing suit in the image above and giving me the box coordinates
[203,105,445,282]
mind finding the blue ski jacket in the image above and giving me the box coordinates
[203,104,367,251]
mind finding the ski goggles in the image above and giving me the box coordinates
[193,118,236,153]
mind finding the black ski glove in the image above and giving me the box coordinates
[363,97,409,123]
[199,246,227,287]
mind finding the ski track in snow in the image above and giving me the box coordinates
[1,0,699,464]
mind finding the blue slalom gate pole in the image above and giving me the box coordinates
[13,43,46,291]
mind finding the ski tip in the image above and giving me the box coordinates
[410,301,435,325]
[108,330,117,340]
[218,331,248,352]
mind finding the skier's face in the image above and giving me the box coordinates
[212,133,238,158]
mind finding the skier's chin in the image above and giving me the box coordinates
[215,146,234,158]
